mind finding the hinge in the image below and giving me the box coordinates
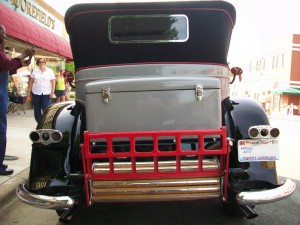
[102,87,111,103]
[195,84,203,101]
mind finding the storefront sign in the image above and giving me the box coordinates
[5,0,55,30]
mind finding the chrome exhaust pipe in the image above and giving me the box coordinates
[239,205,258,219]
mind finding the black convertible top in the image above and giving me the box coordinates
[65,1,236,71]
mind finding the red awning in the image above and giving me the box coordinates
[0,4,73,60]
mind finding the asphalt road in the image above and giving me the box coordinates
[0,182,299,225]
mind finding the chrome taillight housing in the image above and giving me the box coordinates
[248,126,280,139]
[29,129,63,145]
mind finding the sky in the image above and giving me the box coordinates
[44,0,300,65]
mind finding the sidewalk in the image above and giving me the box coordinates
[0,109,35,207]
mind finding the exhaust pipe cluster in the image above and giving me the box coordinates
[29,129,62,145]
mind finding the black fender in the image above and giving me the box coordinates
[29,101,85,194]
[230,97,269,138]
[228,97,278,189]
[37,102,76,141]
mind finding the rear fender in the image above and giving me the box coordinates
[229,97,278,186]
[29,102,77,191]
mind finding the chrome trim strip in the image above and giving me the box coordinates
[91,177,221,202]
[92,193,220,202]
[16,184,75,210]
[93,177,220,187]
[236,179,296,205]
[93,159,219,174]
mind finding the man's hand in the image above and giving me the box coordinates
[19,46,36,60]
[23,46,36,56]
[21,59,31,66]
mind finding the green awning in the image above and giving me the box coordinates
[273,87,300,95]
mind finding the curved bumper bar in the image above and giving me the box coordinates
[236,178,296,205]
[16,184,76,210]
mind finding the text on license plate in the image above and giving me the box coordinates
[238,139,279,162]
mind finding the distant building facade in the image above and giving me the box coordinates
[231,34,300,115]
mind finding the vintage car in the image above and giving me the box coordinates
[16,1,295,223]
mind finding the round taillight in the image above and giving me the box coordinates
[270,128,280,138]
[249,128,259,138]
[41,132,50,141]
[29,131,40,142]
[51,131,62,142]
[260,128,268,137]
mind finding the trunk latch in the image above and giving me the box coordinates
[102,87,111,103]
[195,84,203,101]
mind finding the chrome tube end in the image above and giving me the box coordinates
[236,179,296,206]
[16,184,76,210]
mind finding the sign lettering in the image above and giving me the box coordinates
[7,0,56,30]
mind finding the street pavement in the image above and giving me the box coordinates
[0,108,299,209]
[0,109,35,208]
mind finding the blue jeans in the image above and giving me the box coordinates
[0,71,9,171]
[31,92,51,123]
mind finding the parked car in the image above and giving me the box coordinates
[16,1,295,223]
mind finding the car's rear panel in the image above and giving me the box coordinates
[85,77,221,132]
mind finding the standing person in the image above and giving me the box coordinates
[0,24,35,175]
[288,103,294,116]
[265,91,272,117]
[26,58,56,123]
[55,69,69,102]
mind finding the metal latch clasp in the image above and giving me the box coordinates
[195,84,203,101]
[102,87,111,103]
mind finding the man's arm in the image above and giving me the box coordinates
[0,50,22,73]
[0,47,35,73]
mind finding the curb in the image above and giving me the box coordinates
[0,168,29,209]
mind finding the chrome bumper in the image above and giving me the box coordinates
[236,179,296,205]
[16,184,76,210]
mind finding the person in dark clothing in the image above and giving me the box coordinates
[0,24,35,175]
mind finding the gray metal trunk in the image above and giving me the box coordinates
[85,77,221,132]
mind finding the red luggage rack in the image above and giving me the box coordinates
[81,127,231,205]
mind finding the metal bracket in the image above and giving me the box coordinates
[102,87,111,104]
[195,84,203,101]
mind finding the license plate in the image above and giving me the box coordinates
[238,139,279,162]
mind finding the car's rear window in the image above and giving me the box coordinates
[108,14,189,44]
